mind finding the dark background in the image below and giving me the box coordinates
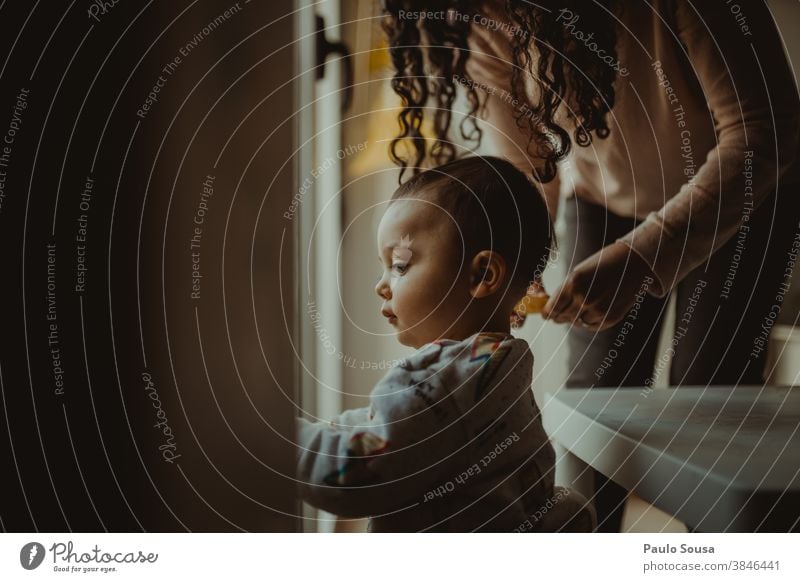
[0,0,300,532]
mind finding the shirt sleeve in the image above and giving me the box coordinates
[618,1,800,296]
[327,406,370,430]
[296,346,467,518]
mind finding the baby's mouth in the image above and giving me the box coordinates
[381,308,397,325]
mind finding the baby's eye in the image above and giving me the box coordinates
[391,262,408,276]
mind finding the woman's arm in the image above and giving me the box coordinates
[544,2,800,328]
[618,1,800,297]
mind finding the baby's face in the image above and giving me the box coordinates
[375,198,472,348]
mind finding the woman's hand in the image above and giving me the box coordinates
[542,242,655,331]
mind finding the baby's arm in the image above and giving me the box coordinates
[296,371,464,518]
[326,406,370,431]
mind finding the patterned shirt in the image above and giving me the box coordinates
[297,332,555,532]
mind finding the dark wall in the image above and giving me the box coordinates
[0,0,300,532]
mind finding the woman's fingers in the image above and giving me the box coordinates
[543,242,656,330]
[574,307,606,329]
[544,286,586,324]
[542,283,572,320]
[544,271,605,326]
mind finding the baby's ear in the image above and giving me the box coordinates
[469,250,507,298]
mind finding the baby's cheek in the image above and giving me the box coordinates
[436,278,465,308]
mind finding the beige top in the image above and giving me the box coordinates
[465,0,800,296]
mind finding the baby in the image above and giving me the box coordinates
[297,156,556,532]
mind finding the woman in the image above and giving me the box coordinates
[381,0,800,530]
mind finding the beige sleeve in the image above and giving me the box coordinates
[618,1,800,296]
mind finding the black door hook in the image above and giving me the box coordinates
[315,14,354,113]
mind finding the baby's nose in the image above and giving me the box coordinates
[375,275,391,299]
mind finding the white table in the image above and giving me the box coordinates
[543,386,800,532]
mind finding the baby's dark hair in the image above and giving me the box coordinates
[390,156,555,295]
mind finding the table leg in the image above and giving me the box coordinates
[553,441,594,501]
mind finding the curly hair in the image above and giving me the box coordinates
[381,0,620,183]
